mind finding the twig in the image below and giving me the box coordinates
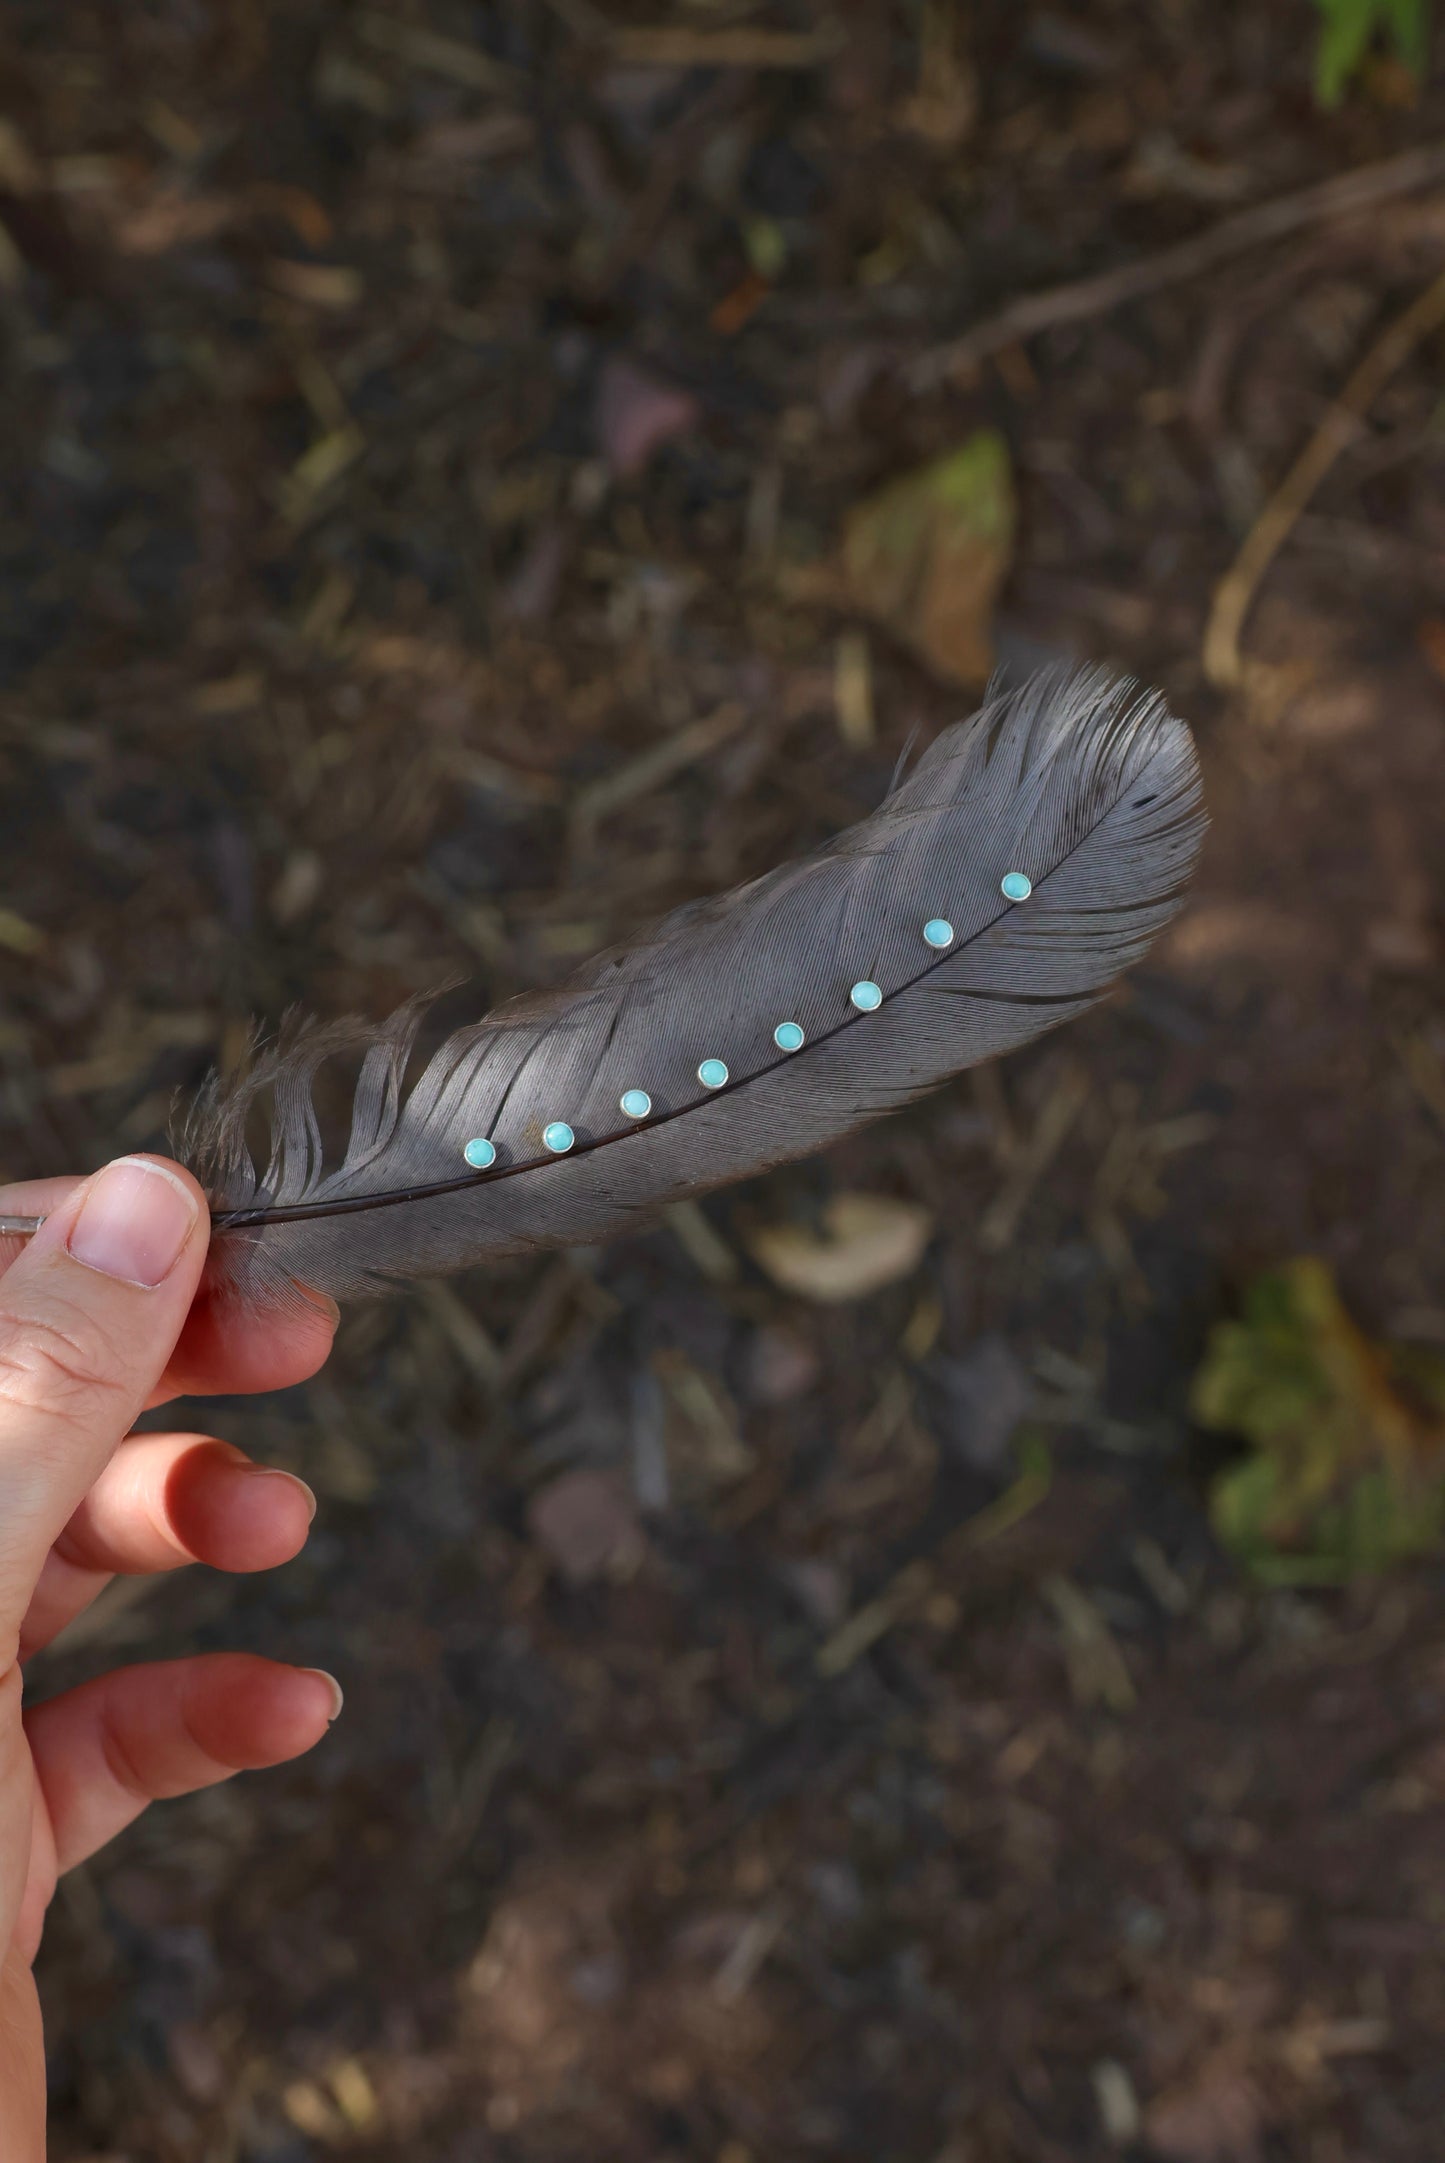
[609,26,840,69]
[1290,511,1445,592]
[1203,263,1445,689]
[569,703,748,839]
[978,1060,1089,1253]
[909,141,1445,391]
[417,1279,504,1392]
[354,13,516,90]
[1393,1031,1445,1135]
[814,1444,1053,1678]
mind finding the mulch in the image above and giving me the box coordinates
[2,4,1443,2158]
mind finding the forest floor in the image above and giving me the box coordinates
[2,4,1445,2160]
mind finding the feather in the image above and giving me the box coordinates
[0,668,1207,1306]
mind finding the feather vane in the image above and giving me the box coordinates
[171,666,1205,1308]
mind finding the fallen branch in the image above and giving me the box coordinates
[909,140,1445,391]
[1203,262,1445,689]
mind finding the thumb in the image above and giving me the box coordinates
[0,1156,209,1652]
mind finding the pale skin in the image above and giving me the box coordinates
[0,1156,339,2156]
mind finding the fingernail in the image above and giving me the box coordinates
[246,1466,318,1523]
[302,1667,344,1722]
[68,1158,200,1287]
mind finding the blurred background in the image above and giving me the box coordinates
[3,3,1445,2159]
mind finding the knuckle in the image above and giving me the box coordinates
[0,1300,132,1423]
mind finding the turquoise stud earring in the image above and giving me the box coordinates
[463,1137,496,1170]
[619,1089,652,1119]
[542,1121,575,1154]
[849,980,883,1012]
[923,918,954,949]
[1000,871,1032,902]
[697,1058,729,1089]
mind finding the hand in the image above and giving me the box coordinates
[0,1157,339,2157]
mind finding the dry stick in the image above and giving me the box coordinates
[609,26,839,68]
[1203,263,1445,689]
[908,140,1445,392]
[569,702,748,840]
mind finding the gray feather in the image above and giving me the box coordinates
[178,667,1206,1307]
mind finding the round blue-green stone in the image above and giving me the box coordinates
[542,1121,575,1154]
[923,918,954,949]
[773,1021,805,1052]
[463,1136,496,1170]
[849,980,883,1013]
[619,1088,652,1119]
[1000,871,1033,902]
[697,1058,729,1090]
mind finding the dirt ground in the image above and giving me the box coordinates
[2,4,1445,2159]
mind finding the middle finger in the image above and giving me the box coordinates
[19,1432,316,1659]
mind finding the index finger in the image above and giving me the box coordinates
[0,1178,336,1403]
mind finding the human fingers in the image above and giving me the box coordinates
[0,1178,81,1230]
[0,1156,210,1655]
[25,1653,342,1874]
[0,1178,338,1405]
[162,1281,338,1400]
[0,1938,43,2159]
[18,1435,317,1660]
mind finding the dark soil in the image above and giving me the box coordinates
[2,4,1444,2160]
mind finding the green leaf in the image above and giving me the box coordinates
[841,432,1016,688]
[1195,1258,1445,1582]
[1312,0,1431,106]
[1385,0,1432,71]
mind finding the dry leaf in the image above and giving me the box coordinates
[746,1193,933,1303]
[652,1349,755,1495]
[0,220,23,292]
[741,1324,822,1406]
[283,2078,347,2143]
[528,1469,645,1587]
[0,121,42,196]
[1417,615,1445,683]
[928,1334,1034,1473]
[595,357,699,479]
[0,908,45,955]
[841,432,1015,686]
